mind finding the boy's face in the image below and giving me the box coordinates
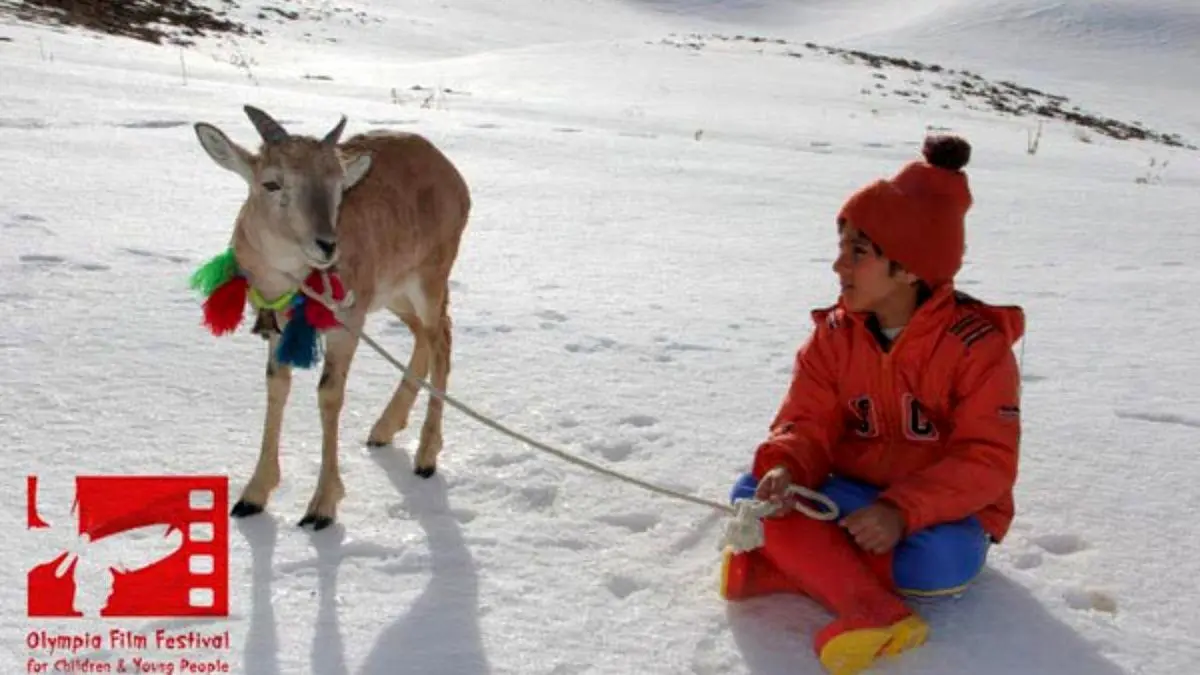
[833,225,918,315]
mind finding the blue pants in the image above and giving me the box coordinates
[730,473,990,597]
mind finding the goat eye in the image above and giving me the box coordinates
[262,181,282,192]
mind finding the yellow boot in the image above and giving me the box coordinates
[815,613,930,675]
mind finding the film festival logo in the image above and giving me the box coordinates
[26,475,230,618]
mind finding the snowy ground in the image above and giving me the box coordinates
[2,0,1199,673]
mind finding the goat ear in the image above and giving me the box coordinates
[194,122,255,183]
[342,152,372,190]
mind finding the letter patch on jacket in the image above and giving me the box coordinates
[848,396,878,438]
[903,394,940,441]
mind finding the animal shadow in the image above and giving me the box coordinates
[238,510,351,674]
[238,516,282,675]
[358,449,491,675]
[309,524,351,675]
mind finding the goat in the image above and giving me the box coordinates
[192,105,471,529]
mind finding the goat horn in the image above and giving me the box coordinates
[243,105,289,145]
[323,115,348,146]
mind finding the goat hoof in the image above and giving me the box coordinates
[414,466,436,479]
[298,513,334,530]
[366,438,391,449]
[230,500,264,518]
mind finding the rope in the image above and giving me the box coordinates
[259,267,840,551]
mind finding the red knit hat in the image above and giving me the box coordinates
[837,136,973,286]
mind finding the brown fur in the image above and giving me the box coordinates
[194,108,470,529]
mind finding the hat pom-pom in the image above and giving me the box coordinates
[923,135,971,171]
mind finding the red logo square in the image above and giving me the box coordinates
[26,475,229,618]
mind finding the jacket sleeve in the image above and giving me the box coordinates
[751,321,843,488]
[879,339,1021,534]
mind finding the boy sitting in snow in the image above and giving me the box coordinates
[721,135,1024,674]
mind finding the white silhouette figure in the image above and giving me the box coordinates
[33,479,184,617]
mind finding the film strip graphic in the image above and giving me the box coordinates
[184,485,221,611]
[27,475,230,618]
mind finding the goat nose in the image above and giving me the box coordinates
[316,238,337,258]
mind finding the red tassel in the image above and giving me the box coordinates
[202,276,249,336]
[302,270,346,331]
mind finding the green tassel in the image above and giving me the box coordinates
[190,247,239,297]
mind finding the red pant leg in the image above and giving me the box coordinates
[759,514,910,623]
[721,548,807,600]
[860,548,897,591]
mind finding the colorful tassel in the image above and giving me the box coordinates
[276,296,321,369]
[273,272,348,368]
[301,270,346,330]
[191,246,350,369]
[201,276,249,336]
[190,248,239,297]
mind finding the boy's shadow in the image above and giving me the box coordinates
[357,448,491,675]
[728,569,1125,674]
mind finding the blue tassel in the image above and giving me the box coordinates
[276,298,322,369]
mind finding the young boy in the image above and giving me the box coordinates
[720,136,1024,675]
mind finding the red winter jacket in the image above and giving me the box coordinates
[752,284,1024,542]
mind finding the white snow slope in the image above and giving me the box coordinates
[3,0,1199,673]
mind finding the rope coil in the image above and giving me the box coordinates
[260,268,840,552]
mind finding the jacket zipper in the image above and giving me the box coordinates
[880,352,896,481]
[878,330,908,484]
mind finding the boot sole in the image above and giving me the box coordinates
[818,615,929,674]
[718,547,737,600]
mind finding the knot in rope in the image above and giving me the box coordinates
[721,499,778,554]
[719,484,841,554]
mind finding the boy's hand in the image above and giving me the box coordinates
[755,466,794,516]
[841,502,906,554]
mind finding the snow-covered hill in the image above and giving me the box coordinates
[2,1,1198,673]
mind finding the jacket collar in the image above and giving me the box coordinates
[818,283,1026,353]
